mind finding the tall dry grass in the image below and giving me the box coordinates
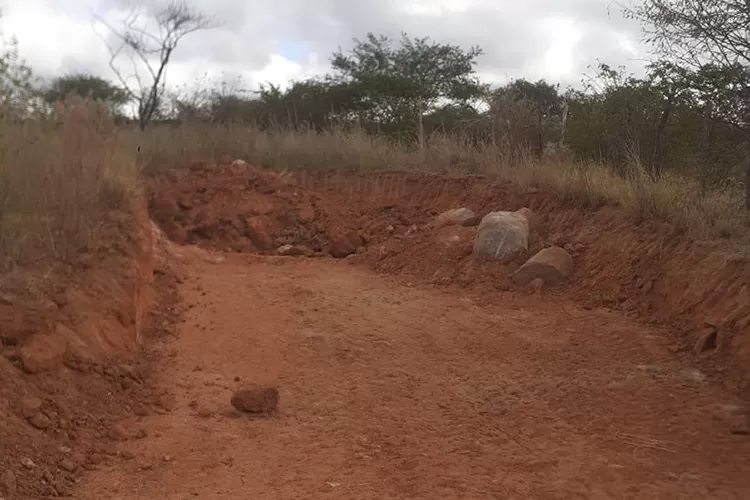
[0,111,745,271]
[133,122,748,240]
[0,97,139,269]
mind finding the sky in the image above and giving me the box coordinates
[0,0,649,94]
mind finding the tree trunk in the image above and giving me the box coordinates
[652,96,673,177]
[699,101,714,196]
[417,111,425,162]
[559,101,568,148]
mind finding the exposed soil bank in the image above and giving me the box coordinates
[147,163,750,399]
[0,204,169,499]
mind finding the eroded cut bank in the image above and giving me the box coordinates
[0,203,168,499]
[146,162,750,399]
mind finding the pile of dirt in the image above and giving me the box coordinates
[0,205,176,499]
[148,160,367,258]
[148,163,750,399]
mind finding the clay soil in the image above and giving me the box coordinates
[3,161,750,499]
[75,252,750,499]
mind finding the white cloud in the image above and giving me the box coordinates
[1,0,649,91]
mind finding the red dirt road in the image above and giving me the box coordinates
[76,252,750,499]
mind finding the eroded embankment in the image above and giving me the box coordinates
[0,203,172,499]
[147,160,750,399]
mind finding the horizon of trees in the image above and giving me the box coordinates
[1,1,749,206]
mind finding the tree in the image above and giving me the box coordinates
[0,14,36,120]
[43,73,130,117]
[98,0,219,130]
[330,33,486,145]
[626,0,750,207]
[491,79,564,156]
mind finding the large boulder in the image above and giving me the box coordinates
[510,246,574,286]
[432,208,478,228]
[473,211,530,263]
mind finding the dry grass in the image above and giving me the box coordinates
[0,97,139,269]
[0,112,745,271]
[133,122,748,240]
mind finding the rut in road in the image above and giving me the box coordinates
[76,252,750,499]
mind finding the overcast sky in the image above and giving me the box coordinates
[1,0,649,93]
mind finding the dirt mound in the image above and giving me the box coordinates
[0,205,175,499]
[148,161,366,257]
[147,165,750,399]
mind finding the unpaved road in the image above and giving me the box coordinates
[77,253,750,499]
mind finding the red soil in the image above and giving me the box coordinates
[3,159,749,499]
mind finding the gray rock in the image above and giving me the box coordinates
[473,211,530,263]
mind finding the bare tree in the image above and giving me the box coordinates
[98,1,219,130]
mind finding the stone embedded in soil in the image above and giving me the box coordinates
[19,334,67,374]
[19,395,43,419]
[693,327,719,355]
[511,246,574,286]
[196,408,213,419]
[59,458,77,472]
[277,244,311,257]
[432,208,477,228]
[330,231,362,259]
[245,216,274,251]
[109,424,130,442]
[29,412,51,430]
[1,469,17,493]
[473,211,530,263]
[230,386,279,414]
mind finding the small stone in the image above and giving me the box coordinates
[133,406,149,417]
[120,450,136,460]
[230,386,279,415]
[162,455,173,463]
[276,245,308,257]
[135,428,149,439]
[109,424,129,441]
[693,327,719,355]
[139,462,153,471]
[29,413,51,430]
[330,231,362,258]
[42,470,54,483]
[53,481,73,497]
[432,208,477,229]
[196,408,213,419]
[59,458,77,472]
[1,470,17,493]
[188,400,199,409]
[20,458,35,469]
[19,396,43,419]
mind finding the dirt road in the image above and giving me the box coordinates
[76,252,750,499]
